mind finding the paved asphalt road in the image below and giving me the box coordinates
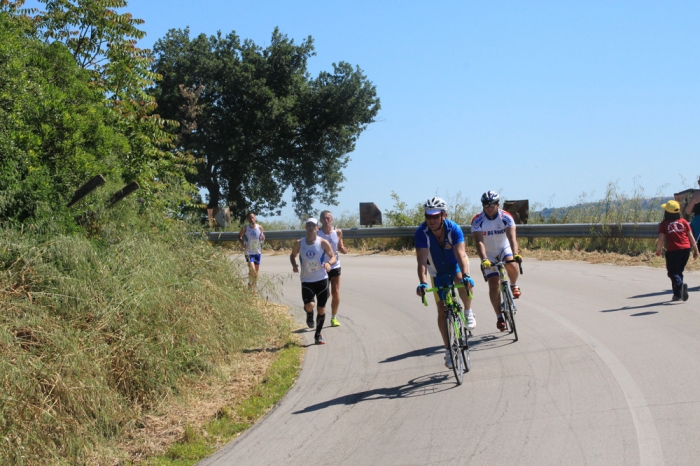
[200,254,700,466]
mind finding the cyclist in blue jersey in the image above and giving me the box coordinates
[415,197,476,369]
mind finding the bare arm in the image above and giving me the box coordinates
[505,225,519,256]
[259,224,265,242]
[689,229,699,260]
[238,226,247,249]
[416,248,430,292]
[290,240,301,273]
[655,233,665,256]
[336,228,349,254]
[472,231,487,261]
[685,192,700,215]
[453,242,473,289]
[320,239,337,270]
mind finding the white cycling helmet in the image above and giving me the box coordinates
[424,197,447,215]
[481,191,500,205]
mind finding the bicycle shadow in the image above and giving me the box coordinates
[292,372,453,414]
[379,346,444,363]
[467,332,517,351]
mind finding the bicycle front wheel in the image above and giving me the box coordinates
[446,311,465,384]
[503,288,518,342]
[459,316,471,373]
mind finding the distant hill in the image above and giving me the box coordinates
[533,197,667,222]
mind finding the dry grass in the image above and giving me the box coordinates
[115,301,298,464]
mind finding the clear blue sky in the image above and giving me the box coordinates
[39,1,700,218]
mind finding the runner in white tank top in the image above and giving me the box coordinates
[238,212,265,291]
[290,218,337,345]
[318,210,349,327]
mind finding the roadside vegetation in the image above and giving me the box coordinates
[0,199,303,465]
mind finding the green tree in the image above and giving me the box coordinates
[0,8,129,223]
[151,27,380,220]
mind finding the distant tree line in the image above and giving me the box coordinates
[0,0,380,226]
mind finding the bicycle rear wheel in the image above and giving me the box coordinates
[446,311,465,384]
[503,289,518,342]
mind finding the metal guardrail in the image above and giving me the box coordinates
[205,223,658,242]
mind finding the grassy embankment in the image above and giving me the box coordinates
[0,203,303,465]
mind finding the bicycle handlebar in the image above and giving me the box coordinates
[420,282,473,306]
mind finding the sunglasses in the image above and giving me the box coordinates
[482,202,499,207]
[425,213,442,220]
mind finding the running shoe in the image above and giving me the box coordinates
[444,351,453,369]
[511,284,521,299]
[682,283,689,302]
[466,312,476,330]
[497,316,506,332]
[671,295,681,302]
[306,311,314,328]
[330,317,341,327]
[314,333,325,345]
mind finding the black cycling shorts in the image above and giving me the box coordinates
[301,278,330,307]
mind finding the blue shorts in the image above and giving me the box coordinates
[245,254,261,265]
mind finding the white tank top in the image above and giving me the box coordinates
[317,228,340,269]
[243,225,262,254]
[299,237,328,283]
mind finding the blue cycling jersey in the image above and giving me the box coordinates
[414,218,464,277]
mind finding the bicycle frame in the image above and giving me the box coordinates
[492,260,522,342]
[421,282,472,383]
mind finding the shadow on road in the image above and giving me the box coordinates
[292,372,453,414]
[379,346,444,363]
[600,300,677,313]
[467,332,517,351]
[628,286,700,299]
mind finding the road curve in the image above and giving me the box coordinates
[200,255,700,466]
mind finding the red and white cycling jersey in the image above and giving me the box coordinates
[471,209,515,257]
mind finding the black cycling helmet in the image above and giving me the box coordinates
[481,191,500,205]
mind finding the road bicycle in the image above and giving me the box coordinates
[491,259,523,342]
[421,282,472,385]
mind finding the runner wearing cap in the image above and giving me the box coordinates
[290,217,338,344]
[656,200,699,301]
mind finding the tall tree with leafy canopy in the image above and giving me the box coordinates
[151,27,381,220]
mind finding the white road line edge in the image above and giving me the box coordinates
[527,302,665,466]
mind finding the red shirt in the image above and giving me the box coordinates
[658,219,692,251]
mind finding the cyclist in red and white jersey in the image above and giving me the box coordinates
[471,191,522,331]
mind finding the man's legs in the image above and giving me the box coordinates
[486,276,506,331]
[329,274,341,326]
[247,256,260,289]
[454,274,476,330]
[314,279,330,344]
[505,259,520,298]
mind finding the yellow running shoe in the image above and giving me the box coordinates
[330,317,340,327]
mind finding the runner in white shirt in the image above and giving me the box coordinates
[290,218,337,345]
[318,210,349,327]
[471,191,522,331]
[238,212,265,291]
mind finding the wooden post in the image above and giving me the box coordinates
[107,182,140,207]
[67,175,106,207]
